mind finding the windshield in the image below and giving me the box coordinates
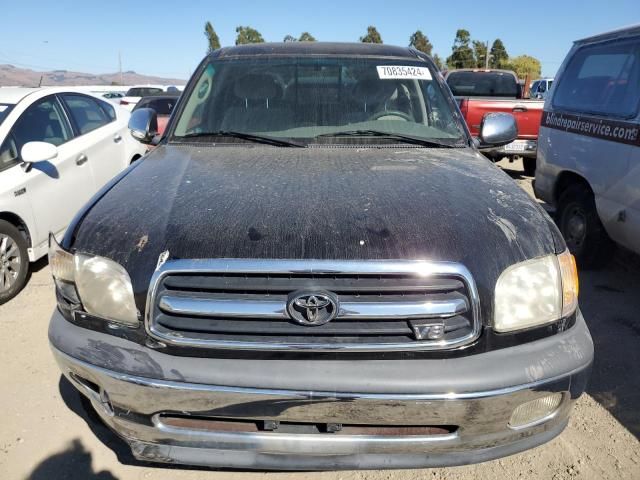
[0,104,13,125]
[134,97,178,115]
[446,71,519,97]
[172,56,467,145]
[126,87,163,97]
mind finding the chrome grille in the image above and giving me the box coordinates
[146,259,481,351]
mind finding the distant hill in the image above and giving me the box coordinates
[0,64,185,87]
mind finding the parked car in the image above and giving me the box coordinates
[530,78,554,99]
[446,69,545,176]
[535,25,640,266]
[132,93,180,136]
[49,42,592,470]
[102,91,124,100]
[0,88,146,303]
[118,86,165,111]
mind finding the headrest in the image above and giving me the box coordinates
[352,78,397,105]
[234,74,281,100]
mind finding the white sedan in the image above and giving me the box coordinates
[0,87,147,303]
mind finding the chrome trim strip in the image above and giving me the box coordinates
[145,258,482,352]
[159,295,468,320]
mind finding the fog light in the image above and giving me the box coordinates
[509,393,563,428]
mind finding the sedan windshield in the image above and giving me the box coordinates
[172,57,467,146]
[0,104,13,125]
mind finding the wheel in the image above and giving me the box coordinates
[0,220,30,304]
[523,157,536,176]
[557,184,614,268]
[371,110,413,121]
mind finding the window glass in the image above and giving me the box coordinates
[0,103,14,126]
[100,99,116,121]
[62,94,111,134]
[0,97,71,170]
[553,39,640,118]
[126,87,163,97]
[173,57,466,145]
[446,71,519,97]
[134,97,178,115]
[0,134,19,172]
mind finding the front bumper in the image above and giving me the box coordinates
[49,310,593,470]
[481,139,537,159]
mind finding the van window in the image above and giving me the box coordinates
[553,39,640,118]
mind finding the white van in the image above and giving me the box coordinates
[535,25,640,266]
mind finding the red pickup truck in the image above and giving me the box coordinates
[445,69,544,176]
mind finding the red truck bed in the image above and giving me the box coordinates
[446,69,544,164]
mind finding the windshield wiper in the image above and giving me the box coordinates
[177,131,306,148]
[315,130,460,148]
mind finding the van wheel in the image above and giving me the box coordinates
[523,157,536,177]
[0,220,29,304]
[557,184,613,268]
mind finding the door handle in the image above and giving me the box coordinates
[512,105,528,112]
[76,154,88,166]
[113,134,123,143]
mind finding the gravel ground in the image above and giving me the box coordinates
[1,158,639,480]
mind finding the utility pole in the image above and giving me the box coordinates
[118,51,123,86]
[485,41,490,69]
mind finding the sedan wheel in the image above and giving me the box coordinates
[0,220,30,304]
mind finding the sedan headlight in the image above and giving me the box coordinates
[494,251,578,332]
[49,235,139,326]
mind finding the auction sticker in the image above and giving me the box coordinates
[377,65,432,80]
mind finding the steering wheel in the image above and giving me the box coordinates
[371,110,413,122]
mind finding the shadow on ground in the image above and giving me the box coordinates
[26,438,119,480]
[579,252,640,440]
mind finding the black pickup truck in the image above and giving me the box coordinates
[48,42,592,470]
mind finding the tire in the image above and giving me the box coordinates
[557,184,614,268]
[523,157,536,177]
[0,220,30,304]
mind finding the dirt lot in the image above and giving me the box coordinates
[1,159,639,480]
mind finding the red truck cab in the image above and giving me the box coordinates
[446,69,544,175]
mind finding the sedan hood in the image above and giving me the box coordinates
[71,144,560,313]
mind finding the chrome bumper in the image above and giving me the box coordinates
[49,311,592,470]
[482,139,538,158]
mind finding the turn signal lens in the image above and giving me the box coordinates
[48,233,74,282]
[558,250,579,317]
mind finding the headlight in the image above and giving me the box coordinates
[49,235,139,326]
[494,251,578,332]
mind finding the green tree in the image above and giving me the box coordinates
[360,26,383,43]
[473,40,488,68]
[283,34,297,42]
[433,54,444,71]
[409,30,433,56]
[235,26,264,45]
[446,29,475,69]
[505,55,541,79]
[298,32,316,42]
[489,39,509,68]
[204,21,221,54]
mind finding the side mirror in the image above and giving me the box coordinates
[128,108,158,144]
[477,113,518,148]
[20,141,58,172]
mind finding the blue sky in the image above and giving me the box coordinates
[0,0,638,80]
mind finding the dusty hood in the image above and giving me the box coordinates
[70,144,560,313]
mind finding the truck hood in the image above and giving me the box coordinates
[70,144,560,314]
